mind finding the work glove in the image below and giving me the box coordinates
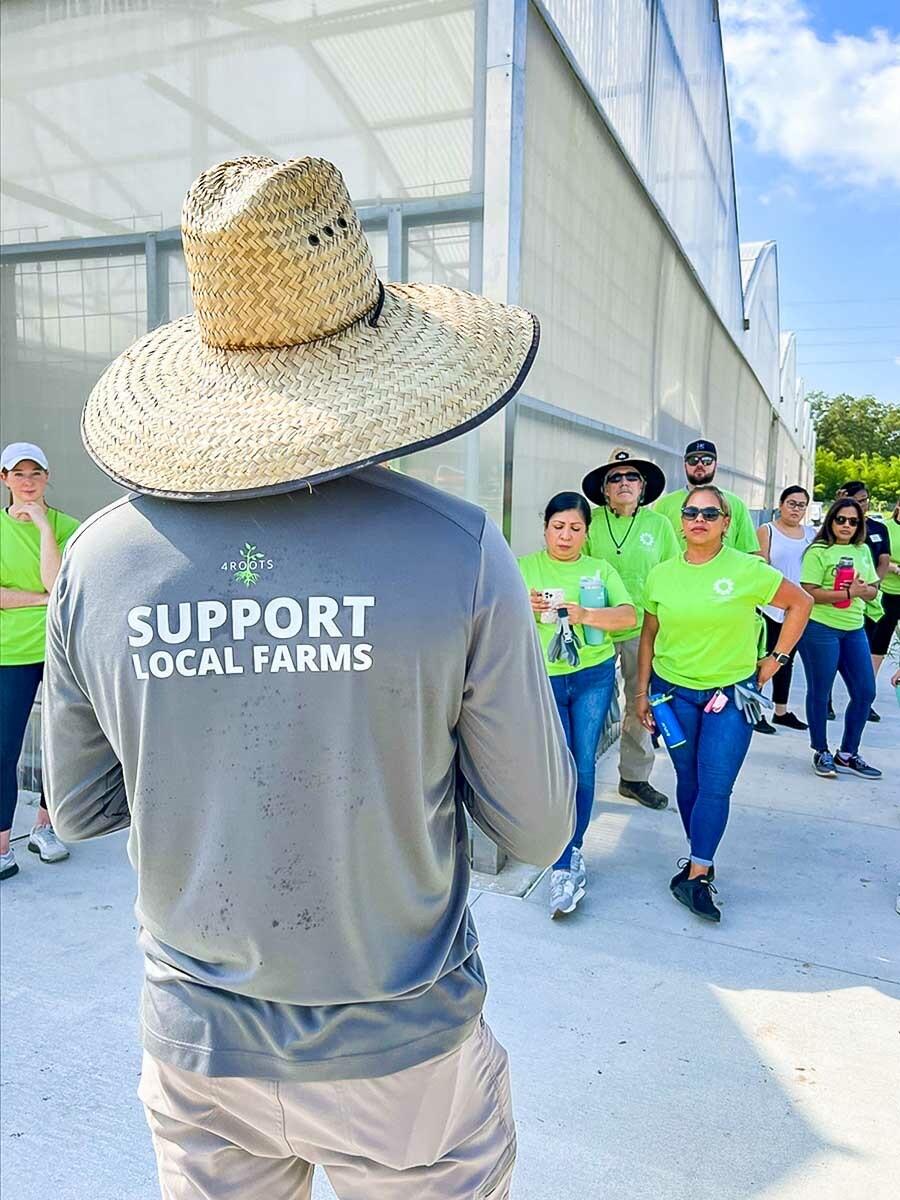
[547,607,581,668]
[733,679,773,726]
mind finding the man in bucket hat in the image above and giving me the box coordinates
[42,157,574,1198]
[583,449,678,809]
[654,439,759,554]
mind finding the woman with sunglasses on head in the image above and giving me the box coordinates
[637,486,812,922]
[519,493,636,917]
[755,486,816,733]
[797,498,883,780]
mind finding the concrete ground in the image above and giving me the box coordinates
[2,672,898,1199]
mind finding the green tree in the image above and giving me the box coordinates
[808,391,900,459]
[813,449,900,509]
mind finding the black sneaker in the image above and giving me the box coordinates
[670,857,715,889]
[753,717,777,735]
[827,703,836,720]
[772,711,808,731]
[619,779,669,809]
[813,751,837,778]
[834,752,882,779]
[867,708,881,723]
[671,874,721,922]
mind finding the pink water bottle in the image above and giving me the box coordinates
[833,556,855,609]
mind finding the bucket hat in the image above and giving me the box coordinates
[82,156,539,501]
[582,448,666,507]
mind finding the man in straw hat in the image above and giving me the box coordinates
[41,156,575,1198]
[583,449,678,810]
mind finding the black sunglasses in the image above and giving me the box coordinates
[833,515,859,527]
[685,454,716,466]
[681,506,724,521]
[606,471,642,484]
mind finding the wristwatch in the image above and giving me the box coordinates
[769,651,791,666]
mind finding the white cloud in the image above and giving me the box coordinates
[720,0,900,188]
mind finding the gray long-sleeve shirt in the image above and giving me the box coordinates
[43,466,574,1080]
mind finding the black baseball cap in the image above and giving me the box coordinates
[685,439,717,458]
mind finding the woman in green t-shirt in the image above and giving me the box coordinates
[865,496,900,698]
[797,497,882,781]
[636,486,811,922]
[518,493,635,918]
[1,443,79,881]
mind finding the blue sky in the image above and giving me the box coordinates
[720,0,900,406]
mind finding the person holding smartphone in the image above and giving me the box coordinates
[637,486,811,922]
[797,498,882,780]
[1,442,79,881]
[519,493,636,917]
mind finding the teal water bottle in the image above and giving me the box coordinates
[579,574,607,646]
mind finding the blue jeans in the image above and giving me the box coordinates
[797,620,875,756]
[549,659,616,870]
[1,662,46,834]
[651,673,754,866]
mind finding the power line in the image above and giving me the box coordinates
[792,324,900,332]
[784,298,900,305]
[797,357,899,365]
[801,340,900,348]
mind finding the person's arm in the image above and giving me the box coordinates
[564,602,636,631]
[757,522,772,562]
[874,551,890,581]
[42,568,129,842]
[757,580,812,686]
[802,577,878,605]
[635,613,659,731]
[457,520,575,868]
[10,502,63,592]
[0,587,48,608]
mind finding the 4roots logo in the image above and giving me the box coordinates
[713,577,735,597]
[222,542,275,587]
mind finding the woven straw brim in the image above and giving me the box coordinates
[82,283,539,501]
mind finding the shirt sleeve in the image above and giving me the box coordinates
[751,557,783,607]
[799,545,826,586]
[731,499,760,554]
[457,519,575,867]
[42,558,130,842]
[643,564,660,615]
[658,517,680,562]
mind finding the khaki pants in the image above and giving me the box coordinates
[139,1018,515,1199]
[616,637,654,782]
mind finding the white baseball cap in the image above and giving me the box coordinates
[1,442,49,472]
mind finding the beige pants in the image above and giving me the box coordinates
[139,1018,515,1199]
[616,637,654,782]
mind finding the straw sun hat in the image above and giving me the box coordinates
[582,448,666,506]
[83,156,539,500]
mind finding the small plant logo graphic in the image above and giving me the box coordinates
[713,577,735,597]
[639,531,655,547]
[222,543,275,587]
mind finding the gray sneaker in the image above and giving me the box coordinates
[570,847,586,891]
[549,868,585,918]
[27,824,70,864]
[0,848,18,880]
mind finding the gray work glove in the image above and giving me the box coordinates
[733,679,773,726]
[547,607,581,668]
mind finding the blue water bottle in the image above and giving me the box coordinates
[579,574,607,646]
[649,693,687,750]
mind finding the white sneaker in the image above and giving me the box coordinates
[549,868,585,918]
[0,848,18,880]
[570,847,586,891]
[27,824,69,863]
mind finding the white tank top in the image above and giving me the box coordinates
[762,522,815,622]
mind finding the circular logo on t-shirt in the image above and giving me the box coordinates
[639,532,655,547]
[713,577,735,597]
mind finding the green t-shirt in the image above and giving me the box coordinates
[517,550,634,676]
[654,487,759,554]
[644,546,782,690]
[801,541,879,630]
[0,507,80,666]
[881,519,900,596]
[586,506,680,641]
